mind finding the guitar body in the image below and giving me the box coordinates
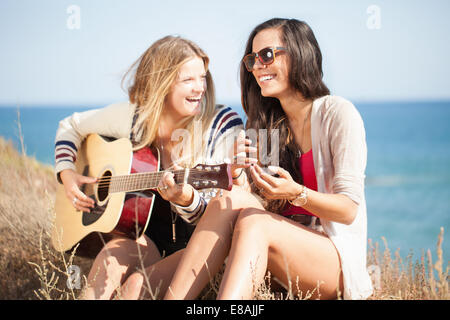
[51,134,158,258]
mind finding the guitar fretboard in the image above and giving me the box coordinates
[100,169,188,193]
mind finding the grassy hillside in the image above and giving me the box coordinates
[0,136,447,300]
[0,137,93,299]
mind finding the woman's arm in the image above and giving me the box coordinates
[54,102,135,181]
[250,99,367,225]
[54,102,135,211]
[328,99,367,209]
[250,165,357,225]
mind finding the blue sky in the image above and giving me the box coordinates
[0,0,449,107]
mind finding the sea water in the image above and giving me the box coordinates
[0,101,449,263]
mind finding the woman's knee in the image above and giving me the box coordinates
[96,236,141,267]
[208,187,261,213]
[234,207,268,234]
[202,188,245,220]
[103,236,133,250]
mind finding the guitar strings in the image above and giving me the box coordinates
[99,178,223,194]
[95,168,220,179]
[94,169,227,190]
[96,177,218,188]
[94,168,226,184]
[96,177,219,188]
[97,175,221,186]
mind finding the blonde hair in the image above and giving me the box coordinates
[122,35,216,166]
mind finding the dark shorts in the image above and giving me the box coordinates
[285,214,320,226]
[144,193,195,257]
[285,214,324,233]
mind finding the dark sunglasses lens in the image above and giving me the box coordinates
[243,54,256,71]
[259,48,275,64]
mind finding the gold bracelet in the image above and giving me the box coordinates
[288,185,308,207]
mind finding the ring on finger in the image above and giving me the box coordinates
[73,197,78,205]
[158,185,168,192]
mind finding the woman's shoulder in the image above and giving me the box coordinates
[314,95,361,121]
[315,95,355,110]
[212,104,241,118]
[102,101,137,115]
[210,104,244,132]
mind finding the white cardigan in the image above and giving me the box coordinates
[311,95,373,300]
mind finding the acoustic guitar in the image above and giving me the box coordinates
[51,134,232,258]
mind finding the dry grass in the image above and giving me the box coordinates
[0,133,448,300]
[367,231,449,300]
[0,135,93,300]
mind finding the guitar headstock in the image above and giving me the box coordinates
[188,163,233,191]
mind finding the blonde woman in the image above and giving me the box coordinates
[54,36,254,299]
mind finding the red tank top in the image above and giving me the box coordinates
[281,149,317,217]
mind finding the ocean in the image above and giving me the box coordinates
[0,101,449,263]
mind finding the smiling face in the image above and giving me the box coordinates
[165,56,207,119]
[251,28,292,100]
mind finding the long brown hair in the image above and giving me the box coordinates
[241,18,330,213]
[122,35,216,166]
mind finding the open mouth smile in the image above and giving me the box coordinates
[258,74,276,82]
[186,97,202,104]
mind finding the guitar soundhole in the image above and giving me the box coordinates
[98,170,112,202]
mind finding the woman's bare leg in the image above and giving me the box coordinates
[217,208,343,300]
[120,248,185,299]
[164,187,264,300]
[81,234,161,300]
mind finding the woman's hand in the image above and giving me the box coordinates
[231,130,258,179]
[251,164,359,224]
[60,169,97,212]
[157,164,194,207]
[249,164,302,200]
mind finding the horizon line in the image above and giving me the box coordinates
[1,98,450,108]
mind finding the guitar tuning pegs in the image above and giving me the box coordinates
[214,166,220,172]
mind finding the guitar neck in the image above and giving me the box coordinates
[96,163,232,194]
[104,169,188,194]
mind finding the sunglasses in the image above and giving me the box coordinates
[243,46,287,72]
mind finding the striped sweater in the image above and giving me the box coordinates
[54,101,244,224]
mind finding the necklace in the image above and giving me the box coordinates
[297,104,312,157]
[158,132,178,243]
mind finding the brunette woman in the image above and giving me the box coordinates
[164,18,373,300]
